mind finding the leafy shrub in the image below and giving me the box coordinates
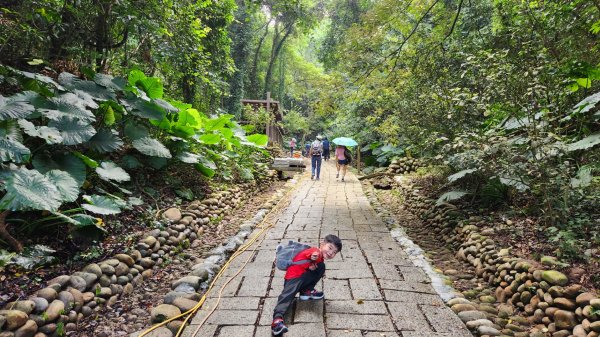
[0,66,269,252]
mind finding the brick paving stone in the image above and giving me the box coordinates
[191,309,258,325]
[327,330,362,337]
[402,332,463,337]
[379,279,437,294]
[387,302,432,331]
[201,296,261,310]
[364,332,401,337]
[326,268,372,280]
[255,323,327,337]
[216,325,255,337]
[294,299,324,322]
[383,290,444,305]
[180,324,217,337]
[397,266,431,283]
[420,304,472,335]
[323,279,352,300]
[236,276,271,297]
[326,300,387,314]
[326,313,395,331]
[349,278,382,300]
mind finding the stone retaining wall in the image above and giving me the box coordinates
[0,174,280,337]
[393,177,600,337]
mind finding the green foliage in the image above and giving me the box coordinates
[0,66,270,249]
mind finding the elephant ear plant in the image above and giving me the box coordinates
[0,66,269,265]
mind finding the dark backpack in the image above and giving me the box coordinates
[344,148,353,164]
[275,241,311,270]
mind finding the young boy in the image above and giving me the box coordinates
[271,234,343,336]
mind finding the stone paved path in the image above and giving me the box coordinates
[181,161,473,337]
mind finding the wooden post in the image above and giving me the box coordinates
[357,145,361,174]
[265,92,271,144]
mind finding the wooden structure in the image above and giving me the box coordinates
[240,92,284,146]
[271,157,306,179]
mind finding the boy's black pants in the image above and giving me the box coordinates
[273,262,325,319]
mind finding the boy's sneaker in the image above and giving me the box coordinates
[299,289,325,301]
[271,318,288,336]
[336,173,339,178]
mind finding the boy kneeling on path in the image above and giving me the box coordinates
[271,234,343,335]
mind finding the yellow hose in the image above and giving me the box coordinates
[138,175,304,337]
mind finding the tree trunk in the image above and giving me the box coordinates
[0,211,23,253]
[263,23,293,97]
[248,20,271,98]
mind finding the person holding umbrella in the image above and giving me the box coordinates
[332,137,358,182]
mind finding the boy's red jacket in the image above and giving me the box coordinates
[284,247,323,280]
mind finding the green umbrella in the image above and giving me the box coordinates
[332,137,358,147]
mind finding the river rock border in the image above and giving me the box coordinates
[376,176,599,337]
[0,173,285,337]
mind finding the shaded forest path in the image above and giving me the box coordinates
[180,161,473,337]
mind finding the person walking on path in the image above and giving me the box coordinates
[289,138,296,157]
[271,235,343,336]
[309,135,324,180]
[304,142,311,157]
[322,137,330,161]
[335,145,349,181]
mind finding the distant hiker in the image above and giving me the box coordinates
[289,137,296,157]
[271,234,343,336]
[304,142,311,157]
[322,137,330,161]
[335,145,349,181]
[309,135,324,180]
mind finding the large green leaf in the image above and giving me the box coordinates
[153,98,177,112]
[124,121,149,140]
[87,128,123,153]
[0,120,22,142]
[128,70,146,86]
[145,156,168,169]
[246,134,268,147]
[32,153,87,187]
[39,94,95,122]
[0,138,30,163]
[177,152,201,164]
[566,133,600,152]
[45,170,79,202]
[96,161,130,182]
[573,92,600,114]
[136,77,163,99]
[204,115,233,131]
[195,157,217,177]
[94,73,126,91]
[58,72,116,101]
[177,108,203,128]
[447,168,478,183]
[0,94,35,121]
[120,155,142,169]
[48,118,96,145]
[199,133,221,144]
[82,194,122,215]
[0,168,62,211]
[121,98,166,120]
[132,137,172,158]
[18,119,63,144]
[499,177,529,192]
[435,190,468,205]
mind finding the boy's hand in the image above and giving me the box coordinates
[308,263,317,271]
[310,251,319,261]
